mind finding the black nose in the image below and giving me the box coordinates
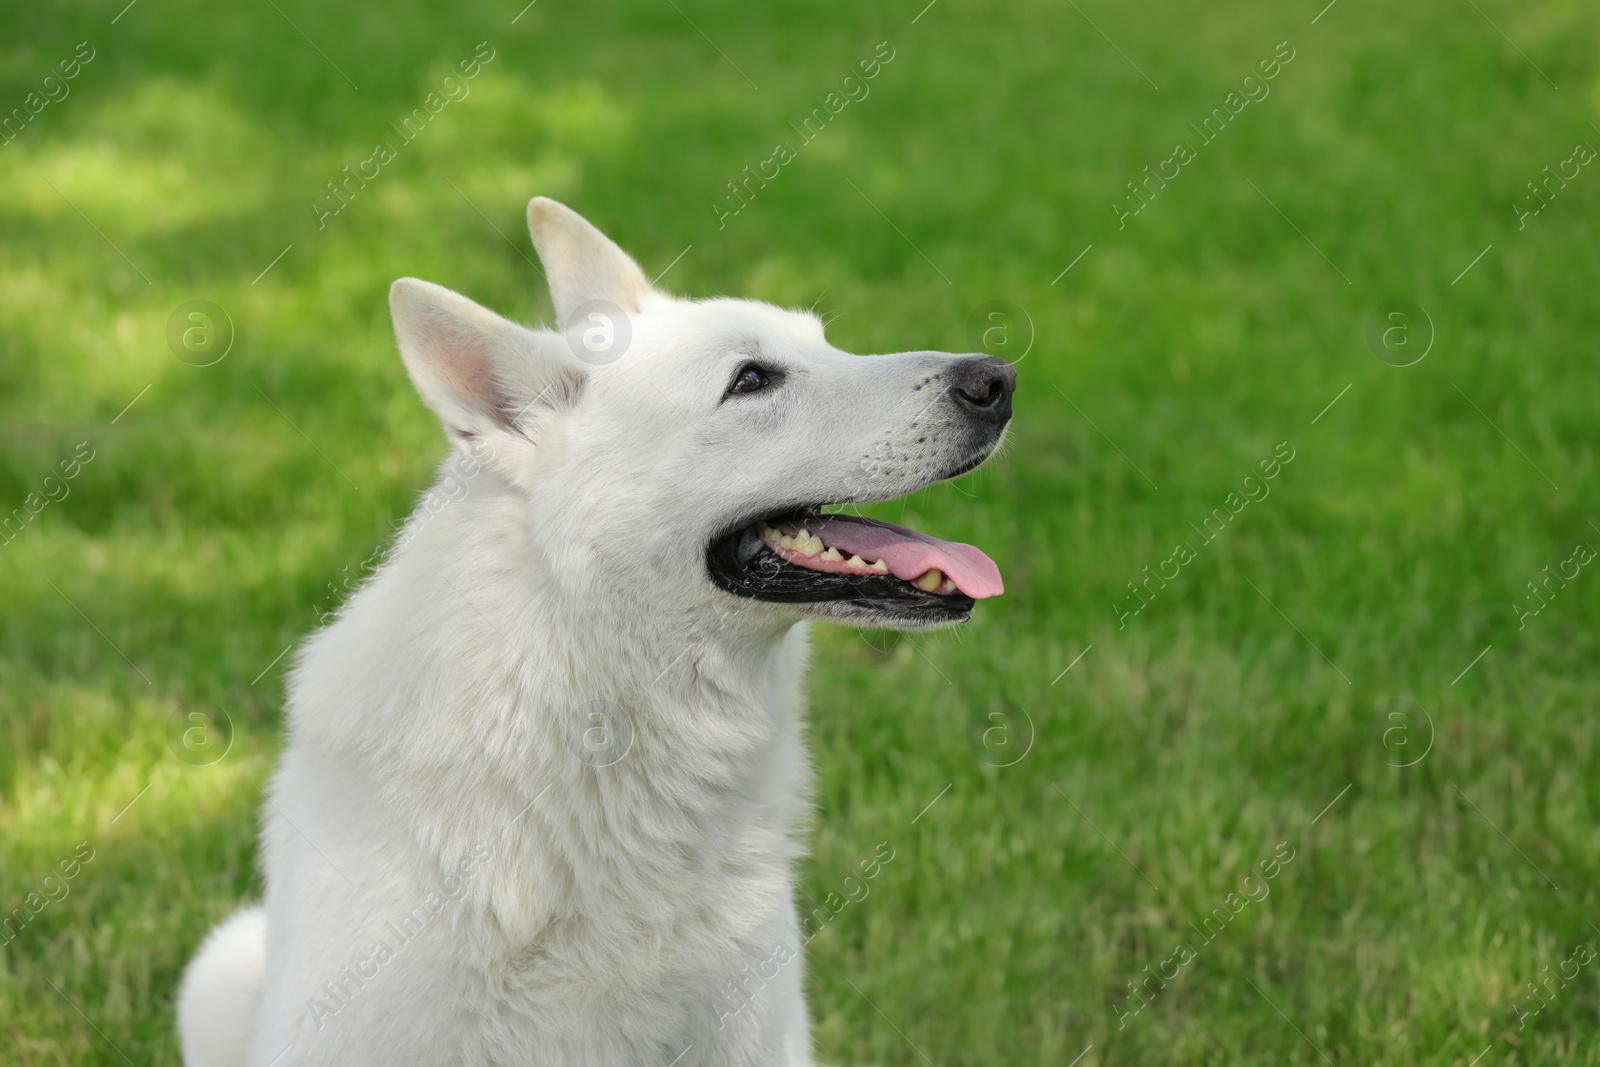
[948,355,1016,426]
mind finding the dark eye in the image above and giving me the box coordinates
[727,363,773,396]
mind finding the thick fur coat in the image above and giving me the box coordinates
[177,199,1012,1066]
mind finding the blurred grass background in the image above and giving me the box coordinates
[2,0,1598,1063]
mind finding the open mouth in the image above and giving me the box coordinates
[707,507,1004,627]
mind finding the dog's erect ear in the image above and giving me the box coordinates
[527,197,657,328]
[390,278,585,468]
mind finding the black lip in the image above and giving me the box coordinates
[938,450,993,481]
[705,512,976,624]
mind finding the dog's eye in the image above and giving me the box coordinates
[727,363,773,396]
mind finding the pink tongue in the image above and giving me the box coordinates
[780,516,1004,599]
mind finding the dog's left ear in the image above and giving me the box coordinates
[527,197,659,328]
[389,278,585,475]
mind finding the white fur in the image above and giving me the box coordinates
[179,198,1002,1066]
[179,908,268,1066]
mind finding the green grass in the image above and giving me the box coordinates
[3,0,1598,1063]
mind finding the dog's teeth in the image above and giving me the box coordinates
[870,559,888,573]
[847,554,866,568]
[820,547,843,562]
[914,569,944,592]
[937,578,957,595]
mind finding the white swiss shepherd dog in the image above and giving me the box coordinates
[177,198,1015,1066]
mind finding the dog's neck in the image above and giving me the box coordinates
[291,459,810,840]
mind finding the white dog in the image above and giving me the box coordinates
[177,198,1015,1066]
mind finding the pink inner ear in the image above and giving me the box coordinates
[415,314,508,423]
[393,277,579,441]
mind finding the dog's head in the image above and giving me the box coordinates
[390,198,1014,631]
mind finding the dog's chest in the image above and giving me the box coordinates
[512,747,806,976]
[463,723,810,1055]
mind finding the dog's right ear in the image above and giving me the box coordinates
[389,278,585,477]
[526,197,659,328]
